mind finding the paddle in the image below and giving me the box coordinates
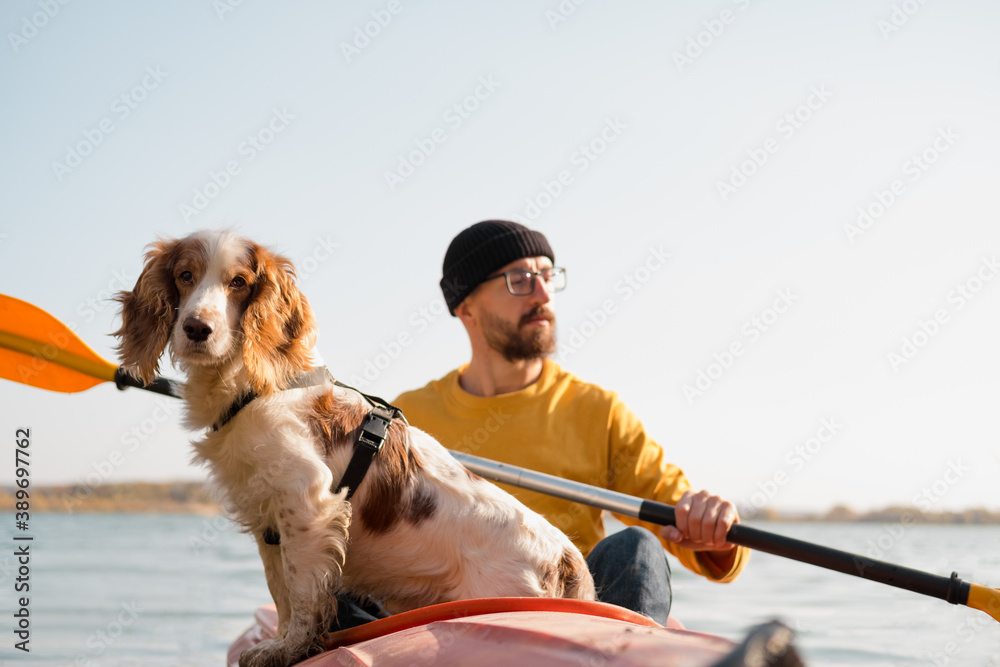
[3,293,997,624]
[0,294,181,398]
[449,451,1000,624]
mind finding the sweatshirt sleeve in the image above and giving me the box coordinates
[605,399,749,583]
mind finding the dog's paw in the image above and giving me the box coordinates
[238,640,288,667]
[238,637,326,667]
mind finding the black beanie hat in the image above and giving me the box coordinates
[440,220,554,315]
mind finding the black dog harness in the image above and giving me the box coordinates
[212,367,334,431]
[211,367,404,546]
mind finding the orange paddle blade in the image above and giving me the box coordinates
[968,584,1000,622]
[0,294,118,393]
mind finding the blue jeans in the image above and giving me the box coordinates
[586,526,672,625]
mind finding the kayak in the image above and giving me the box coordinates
[227,598,796,666]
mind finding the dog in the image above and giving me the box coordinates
[114,230,595,667]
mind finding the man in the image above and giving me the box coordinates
[392,220,748,623]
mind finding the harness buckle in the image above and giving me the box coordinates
[357,411,391,451]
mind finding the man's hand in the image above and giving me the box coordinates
[659,489,739,552]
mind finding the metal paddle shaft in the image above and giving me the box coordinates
[449,450,973,609]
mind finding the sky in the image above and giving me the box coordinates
[1,0,998,516]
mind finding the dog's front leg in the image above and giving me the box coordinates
[239,487,352,667]
[253,534,291,639]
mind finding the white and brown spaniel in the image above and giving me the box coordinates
[114,230,594,667]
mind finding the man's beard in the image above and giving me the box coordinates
[481,306,556,362]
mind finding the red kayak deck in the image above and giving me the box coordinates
[229,598,734,667]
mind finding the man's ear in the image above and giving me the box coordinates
[454,296,476,328]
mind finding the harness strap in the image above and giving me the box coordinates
[335,404,397,501]
[256,376,404,547]
[212,367,334,432]
[332,379,405,423]
[213,391,256,432]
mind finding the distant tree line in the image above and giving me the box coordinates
[2,485,998,523]
[751,504,1000,524]
[0,482,218,513]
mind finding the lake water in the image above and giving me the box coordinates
[0,513,997,666]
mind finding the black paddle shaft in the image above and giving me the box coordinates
[113,368,183,398]
[637,499,971,606]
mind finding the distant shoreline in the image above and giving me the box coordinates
[2,483,998,523]
[743,504,1000,525]
[1,481,220,515]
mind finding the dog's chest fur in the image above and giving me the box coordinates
[189,384,349,534]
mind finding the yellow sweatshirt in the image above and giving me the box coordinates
[392,359,748,583]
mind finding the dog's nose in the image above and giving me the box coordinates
[183,317,213,342]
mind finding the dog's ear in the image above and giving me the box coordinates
[113,238,181,385]
[242,243,317,396]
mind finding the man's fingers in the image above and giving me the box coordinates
[714,515,730,546]
[714,503,738,546]
[674,490,692,535]
[662,491,741,551]
[686,493,709,544]
[660,525,682,543]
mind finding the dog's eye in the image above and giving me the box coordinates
[178,271,194,285]
[230,276,247,289]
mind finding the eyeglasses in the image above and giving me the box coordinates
[482,267,567,296]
